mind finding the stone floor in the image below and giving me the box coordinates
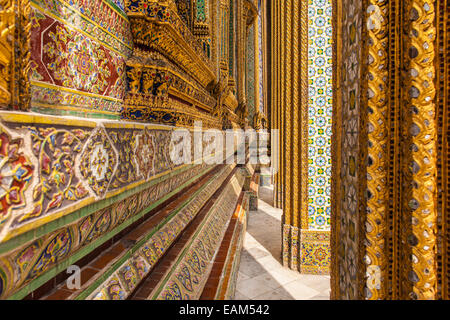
[234,186,330,300]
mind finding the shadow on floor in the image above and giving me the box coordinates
[234,185,330,300]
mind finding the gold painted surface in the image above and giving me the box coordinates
[364,0,389,300]
[126,1,216,88]
[401,0,438,300]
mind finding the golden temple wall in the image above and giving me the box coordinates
[0,0,263,300]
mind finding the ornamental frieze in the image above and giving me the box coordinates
[0,162,212,299]
[121,105,222,129]
[0,112,221,245]
[88,165,233,300]
[124,0,216,88]
[155,169,245,300]
[125,58,216,109]
[29,4,129,115]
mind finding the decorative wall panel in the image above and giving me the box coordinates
[29,0,132,117]
[0,112,225,247]
[246,24,256,123]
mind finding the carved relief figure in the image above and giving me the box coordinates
[127,67,142,94]
[142,70,155,95]
[153,73,169,97]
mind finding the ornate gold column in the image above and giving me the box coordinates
[364,0,389,300]
[401,0,438,300]
[332,0,445,300]
[236,0,255,125]
[330,0,341,300]
[270,0,309,271]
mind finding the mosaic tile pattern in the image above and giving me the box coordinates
[258,0,264,113]
[196,0,207,22]
[246,24,256,123]
[307,0,333,231]
[0,113,215,246]
[89,166,234,300]
[336,0,363,300]
[300,230,330,274]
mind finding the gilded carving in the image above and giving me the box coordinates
[0,0,15,107]
[125,0,216,87]
[0,0,31,110]
[401,0,438,300]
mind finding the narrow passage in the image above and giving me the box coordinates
[234,186,331,300]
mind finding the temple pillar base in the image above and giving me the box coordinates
[282,225,330,275]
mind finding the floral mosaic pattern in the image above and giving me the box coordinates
[307,0,333,231]
[79,128,119,198]
[300,230,331,274]
[29,0,131,114]
[246,24,256,123]
[0,115,192,243]
[89,165,235,300]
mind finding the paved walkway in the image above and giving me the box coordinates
[234,186,330,300]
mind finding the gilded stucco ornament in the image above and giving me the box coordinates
[125,0,216,87]
[0,1,15,107]
[235,102,249,128]
[123,0,236,128]
[331,0,449,300]
[364,0,389,300]
[0,0,31,111]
